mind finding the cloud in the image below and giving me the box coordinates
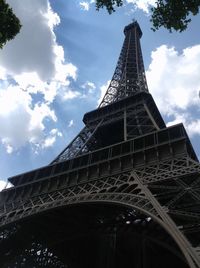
[1,0,77,103]
[2,0,57,80]
[0,181,6,191]
[78,0,155,14]
[0,85,57,153]
[80,1,90,11]
[82,81,96,90]
[41,128,62,149]
[125,0,156,13]
[62,89,81,100]
[146,44,200,137]
[0,0,78,153]
[68,119,74,128]
[0,180,12,191]
[81,81,96,94]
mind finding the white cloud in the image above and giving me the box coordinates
[82,81,96,94]
[2,0,56,80]
[0,85,57,152]
[62,89,81,100]
[146,44,200,137]
[80,1,90,11]
[45,2,60,30]
[82,81,96,90]
[0,0,78,153]
[187,120,200,136]
[79,0,155,13]
[0,180,12,191]
[68,119,74,128]
[42,136,57,148]
[125,0,156,13]
[41,128,62,149]
[0,180,6,191]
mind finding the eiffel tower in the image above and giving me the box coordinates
[1,21,200,268]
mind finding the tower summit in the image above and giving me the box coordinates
[0,22,200,268]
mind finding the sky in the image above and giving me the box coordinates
[0,0,200,190]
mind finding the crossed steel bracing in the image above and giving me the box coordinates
[51,21,150,164]
[1,21,200,267]
[1,152,200,267]
[99,21,148,107]
[51,92,165,164]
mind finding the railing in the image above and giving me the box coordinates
[6,123,196,189]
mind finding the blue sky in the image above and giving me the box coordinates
[0,0,200,189]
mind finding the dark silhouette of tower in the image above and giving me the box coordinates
[0,21,200,268]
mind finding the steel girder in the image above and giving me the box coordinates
[1,154,200,267]
[52,94,164,164]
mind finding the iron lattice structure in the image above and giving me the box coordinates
[0,21,200,268]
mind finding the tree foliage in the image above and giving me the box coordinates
[151,0,200,32]
[95,0,200,32]
[0,0,21,49]
[96,0,123,14]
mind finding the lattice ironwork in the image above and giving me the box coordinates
[99,21,148,107]
[51,21,151,164]
[51,120,103,164]
[0,21,200,267]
